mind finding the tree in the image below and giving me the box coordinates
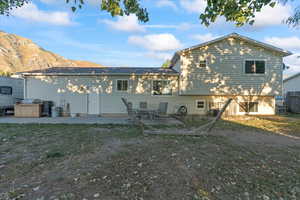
[200,0,300,27]
[0,0,149,22]
[0,0,299,26]
[161,60,171,68]
[0,71,12,77]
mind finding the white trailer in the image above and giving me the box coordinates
[0,76,24,114]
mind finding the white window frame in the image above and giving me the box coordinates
[244,59,266,75]
[198,58,207,68]
[195,99,206,110]
[116,79,129,92]
[151,79,172,96]
[238,101,259,114]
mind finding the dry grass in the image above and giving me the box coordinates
[0,116,299,200]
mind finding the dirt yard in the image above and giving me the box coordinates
[0,116,300,200]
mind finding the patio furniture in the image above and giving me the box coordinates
[121,98,140,120]
[139,102,147,109]
[153,102,168,119]
[138,102,152,119]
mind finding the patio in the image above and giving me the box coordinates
[0,116,183,125]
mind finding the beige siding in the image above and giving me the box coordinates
[179,37,283,96]
[25,75,275,115]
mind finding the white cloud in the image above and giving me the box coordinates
[39,0,56,4]
[12,3,73,26]
[156,0,178,10]
[180,0,206,13]
[101,14,145,32]
[252,3,292,27]
[284,53,300,76]
[128,33,182,51]
[145,52,172,60]
[265,36,300,51]
[144,22,196,31]
[191,33,219,43]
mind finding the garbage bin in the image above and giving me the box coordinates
[51,106,62,117]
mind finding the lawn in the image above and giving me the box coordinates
[0,116,300,200]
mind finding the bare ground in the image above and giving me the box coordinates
[0,116,300,200]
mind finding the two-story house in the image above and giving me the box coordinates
[20,33,292,116]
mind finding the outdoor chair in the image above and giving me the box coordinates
[139,102,147,109]
[121,98,140,120]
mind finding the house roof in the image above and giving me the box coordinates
[170,32,293,67]
[19,67,179,76]
[283,72,300,83]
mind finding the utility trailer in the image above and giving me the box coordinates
[0,76,24,115]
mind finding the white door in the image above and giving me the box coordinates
[88,92,100,115]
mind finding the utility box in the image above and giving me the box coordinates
[14,104,42,118]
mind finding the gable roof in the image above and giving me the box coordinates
[19,67,179,76]
[170,32,292,67]
[284,72,300,83]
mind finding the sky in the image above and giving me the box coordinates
[0,0,299,77]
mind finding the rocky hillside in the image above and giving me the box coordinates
[0,31,103,73]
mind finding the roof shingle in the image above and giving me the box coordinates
[20,67,179,75]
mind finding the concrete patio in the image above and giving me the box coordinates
[0,116,183,126]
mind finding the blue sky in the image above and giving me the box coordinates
[0,0,299,77]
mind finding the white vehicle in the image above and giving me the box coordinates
[0,76,24,114]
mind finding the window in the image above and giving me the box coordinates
[209,101,224,110]
[199,59,207,68]
[196,100,205,109]
[117,80,128,91]
[152,80,172,96]
[0,86,12,95]
[245,60,265,74]
[239,102,258,113]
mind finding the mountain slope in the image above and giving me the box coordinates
[0,31,103,73]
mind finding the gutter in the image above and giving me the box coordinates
[21,72,180,76]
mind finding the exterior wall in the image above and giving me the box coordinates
[0,76,24,107]
[179,37,283,96]
[283,75,300,96]
[172,59,181,73]
[25,75,275,115]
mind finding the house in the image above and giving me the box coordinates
[283,72,300,96]
[19,33,292,116]
[0,76,24,112]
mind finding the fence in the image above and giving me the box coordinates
[286,91,300,113]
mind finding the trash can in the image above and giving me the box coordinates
[51,106,62,117]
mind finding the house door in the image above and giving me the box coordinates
[88,92,100,115]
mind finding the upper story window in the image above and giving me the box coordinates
[199,59,207,68]
[0,86,12,95]
[245,60,265,74]
[152,80,172,96]
[117,80,128,91]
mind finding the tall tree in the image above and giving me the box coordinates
[200,0,299,27]
[0,0,149,22]
[161,60,171,68]
[0,0,299,26]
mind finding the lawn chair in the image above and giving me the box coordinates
[153,102,168,119]
[121,98,140,120]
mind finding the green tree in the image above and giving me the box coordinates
[200,0,299,27]
[0,0,299,26]
[0,71,12,77]
[161,60,171,68]
[0,0,149,22]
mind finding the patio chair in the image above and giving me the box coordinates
[153,102,168,119]
[139,102,147,109]
[121,98,140,120]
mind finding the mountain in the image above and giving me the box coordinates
[0,31,104,73]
